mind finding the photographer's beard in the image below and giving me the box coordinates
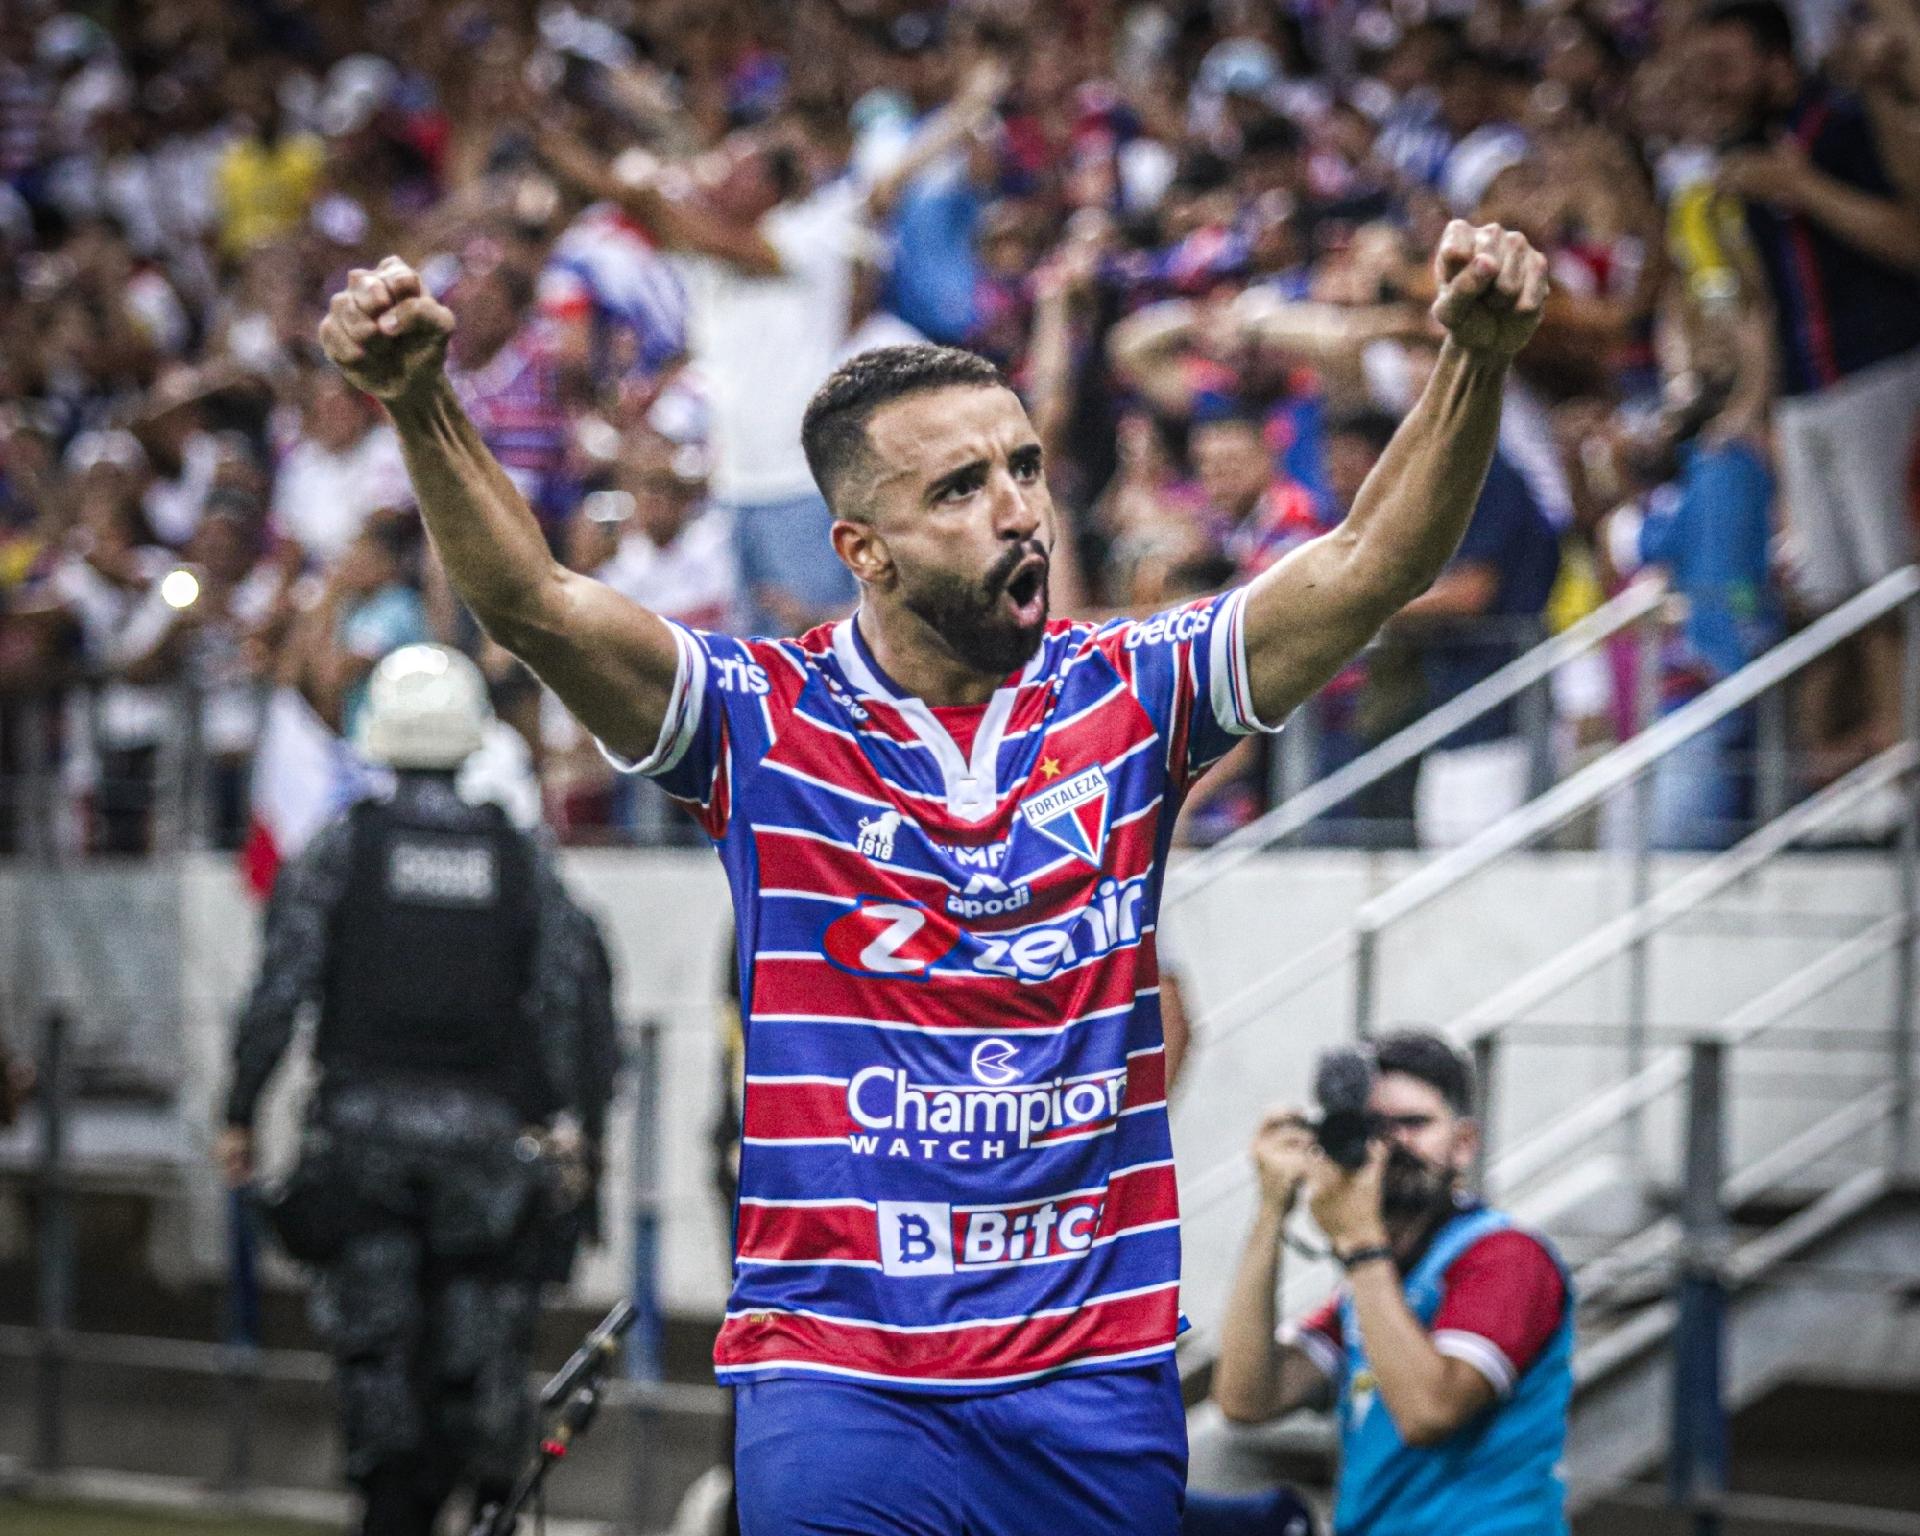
[1381,1143,1459,1229]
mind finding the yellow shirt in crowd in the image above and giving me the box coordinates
[215,133,325,259]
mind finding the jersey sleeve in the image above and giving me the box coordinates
[1429,1229,1568,1397]
[595,620,742,835]
[1093,586,1281,791]
[1278,1295,1345,1385]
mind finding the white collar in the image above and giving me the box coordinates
[829,618,1043,823]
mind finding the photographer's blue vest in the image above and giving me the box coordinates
[1331,1206,1573,1536]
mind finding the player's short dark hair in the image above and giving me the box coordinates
[801,344,1008,516]
[1325,406,1399,458]
[1700,0,1797,59]
[1373,1030,1475,1116]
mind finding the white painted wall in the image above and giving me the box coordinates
[7,845,1906,1344]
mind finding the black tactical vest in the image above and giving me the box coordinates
[317,795,539,1112]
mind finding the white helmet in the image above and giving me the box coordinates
[356,644,489,769]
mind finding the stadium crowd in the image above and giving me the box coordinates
[2,0,1917,860]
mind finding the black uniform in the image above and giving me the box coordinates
[225,773,602,1536]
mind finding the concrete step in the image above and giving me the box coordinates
[0,1352,725,1533]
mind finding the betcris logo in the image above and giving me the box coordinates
[821,877,1148,983]
[713,656,770,694]
[1122,606,1213,650]
[877,1193,1107,1276]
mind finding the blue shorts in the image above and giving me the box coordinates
[734,1362,1188,1536]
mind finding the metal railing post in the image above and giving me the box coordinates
[1518,618,1554,802]
[158,672,208,854]
[1754,685,1790,827]
[1893,594,1920,1174]
[1354,924,1378,1040]
[221,1187,263,1492]
[1471,1033,1498,1194]
[1268,699,1320,838]
[1670,1037,1730,1536]
[34,1006,73,1474]
[628,1016,665,1533]
[1625,620,1660,1184]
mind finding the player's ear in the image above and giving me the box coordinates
[833,516,894,589]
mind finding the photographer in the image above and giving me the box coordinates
[1212,1033,1572,1536]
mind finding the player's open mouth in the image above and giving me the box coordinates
[1002,556,1048,626]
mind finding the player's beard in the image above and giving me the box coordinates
[900,539,1050,678]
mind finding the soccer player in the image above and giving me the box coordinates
[318,218,1547,1536]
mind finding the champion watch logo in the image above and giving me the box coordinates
[1020,764,1110,868]
[969,1038,1020,1085]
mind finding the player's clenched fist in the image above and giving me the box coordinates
[1428,219,1549,362]
[317,256,455,401]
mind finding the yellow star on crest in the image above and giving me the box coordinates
[1039,756,1062,780]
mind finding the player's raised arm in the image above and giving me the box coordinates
[1236,222,1549,724]
[317,257,679,762]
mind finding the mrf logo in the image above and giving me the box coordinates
[877,1195,1106,1276]
[1020,764,1109,867]
[821,899,952,980]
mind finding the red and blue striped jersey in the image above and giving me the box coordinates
[619,586,1275,1391]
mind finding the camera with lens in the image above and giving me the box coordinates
[1312,1044,1382,1170]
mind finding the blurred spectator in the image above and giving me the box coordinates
[1193,403,1329,575]
[214,64,324,260]
[588,396,738,635]
[547,389,735,840]
[176,493,291,847]
[856,22,1000,346]
[536,195,689,396]
[41,476,174,853]
[1599,403,1782,849]
[0,0,1912,857]
[269,369,407,566]
[1701,0,1920,768]
[446,257,575,534]
[290,509,431,743]
[1390,348,1561,848]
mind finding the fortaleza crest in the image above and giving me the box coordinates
[1020,763,1110,867]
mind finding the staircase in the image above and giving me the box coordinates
[1168,566,1920,1528]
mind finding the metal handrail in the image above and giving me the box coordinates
[0,1322,731,1415]
[1177,782,1911,1220]
[1167,577,1669,901]
[1159,928,1354,1065]
[1455,751,1914,1044]
[1573,1084,1897,1302]
[1486,913,1905,1196]
[1353,566,1920,946]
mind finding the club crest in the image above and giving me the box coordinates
[1019,764,1110,867]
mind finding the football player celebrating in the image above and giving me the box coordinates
[319,219,1547,1536]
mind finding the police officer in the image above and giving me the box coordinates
[216,644,605,1536]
